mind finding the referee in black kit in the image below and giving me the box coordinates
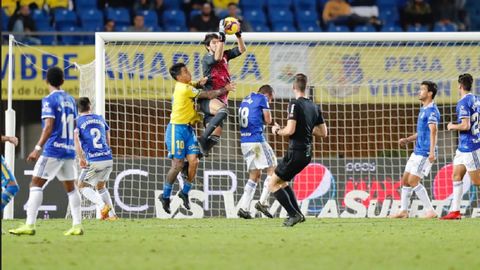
[271,73,328,227]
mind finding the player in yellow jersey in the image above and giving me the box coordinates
[160,63,235,213]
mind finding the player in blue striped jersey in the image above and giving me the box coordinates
[390,81,440,219]
[442,74,480,219]
[237,85,277,219]
[10,67,83,236]
[75,97,117,221]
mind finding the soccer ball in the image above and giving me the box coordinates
[224,17,240,35]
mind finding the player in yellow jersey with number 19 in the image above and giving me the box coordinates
[159,62,235,214]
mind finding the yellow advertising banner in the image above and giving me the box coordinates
[1,43,479,102]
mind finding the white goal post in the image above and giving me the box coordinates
[81,32,480,219]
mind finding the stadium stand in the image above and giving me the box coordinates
[2,0,478,45]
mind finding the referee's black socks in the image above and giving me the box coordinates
[284,185,302,214]
[273,188,300,217]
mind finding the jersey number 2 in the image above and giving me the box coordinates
[239,107,249,128]
[472,112,480,135]
[90,128,103,149]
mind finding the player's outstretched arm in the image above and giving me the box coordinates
[399,133,417,147]
[313,124,328,138]
[197,83,235,100]
[215,20,226,61]
[428,123,437,163]
[1,135,18,146]
[236,33,246,54]
[27,118,54,162]
[447,118,470,131]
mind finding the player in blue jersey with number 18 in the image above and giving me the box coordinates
[75,97,117,221]
[442,74,480,220]
[390,81,440,219]
[10,67,83,236]
[237,85,277,219]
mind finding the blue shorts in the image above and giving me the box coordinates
[1,155,16,188]
[165,124,201,159]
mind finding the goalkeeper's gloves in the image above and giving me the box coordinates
[218,19,226,42]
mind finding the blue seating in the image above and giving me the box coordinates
[269,9,294,24]
[190,9,201,21]
[293,0,316,11]
[76,0,97,12]
[252,23,270,32]
[354,25,376,32]
[243,9,267,25]
[407,25,428,32]
[82,23,102,44]
[162,9,187,30]
[381,24,403,32]
[2,8,9,31]
[295,9,318,24]
[328,24,349,32]
[218,9,229,19]
[433,23,457,32]
[36,24,55,44]
[240,0,265,10]
[298,21,322,32]
[79,9,103,28]
[105,8,131,27]
[54,9,78,29]
[32,9,51,29]
[272,23,297,32]
[378,7,399,25]
[59,26,82,45]
[267,0,292,9]
[138,10,159,31]
[163,0,182,10]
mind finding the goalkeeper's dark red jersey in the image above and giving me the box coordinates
[201,47,242,104]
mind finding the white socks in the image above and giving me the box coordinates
[400,186,412,211]
[240,179,257,210]
[26,187,43,225]
[259,176,271,205]
[80,187,105,209]
[412,184,434,211]
[68,189,82,226]
[98,188,116,217]
[450,181,463,212]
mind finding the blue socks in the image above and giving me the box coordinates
[162,183,173,199]
[182,181,192,195]
[1,184,19,211]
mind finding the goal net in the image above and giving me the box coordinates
[78,33,480,219]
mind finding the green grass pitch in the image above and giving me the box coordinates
[2,218,480,270]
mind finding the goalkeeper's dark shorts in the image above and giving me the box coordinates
[199,98,227,128]
[275,148,312,182]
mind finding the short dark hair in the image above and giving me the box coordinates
[421,81,437,99]
[293,73,307,92]
[458,73,473,91]
[77,97,91,113]
[227,2,238,8]
[258,84,274,95]
[204,33,219,49]
[46,67,64,88]
[169,62,186,80]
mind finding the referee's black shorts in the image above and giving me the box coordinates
[275,148,312,182]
